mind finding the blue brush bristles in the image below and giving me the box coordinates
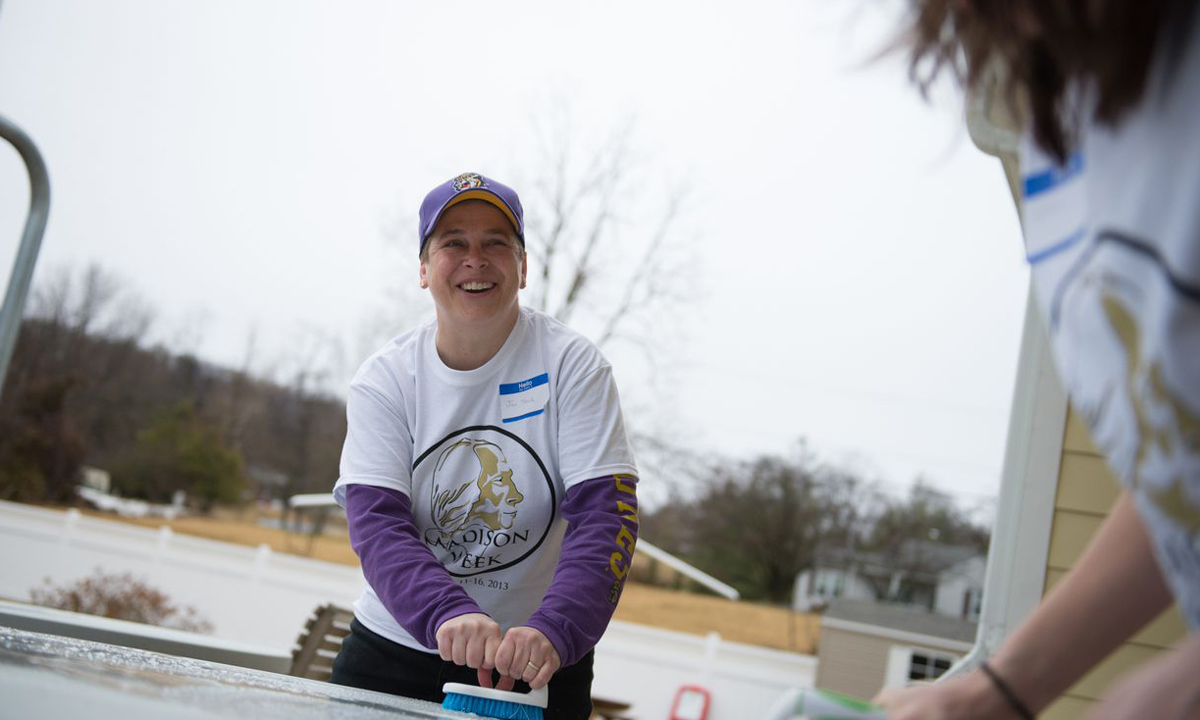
[441,691,544,719]
[440,682,548,720]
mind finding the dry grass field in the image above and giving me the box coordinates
[614,581,820,654]
[81,506,361,566]
[79,506,820,654]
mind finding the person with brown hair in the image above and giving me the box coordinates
[879,2,1200,720]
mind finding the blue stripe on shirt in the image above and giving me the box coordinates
[1023,152,1083,199]
[502,408,544,423]
[1027,226,1087,265]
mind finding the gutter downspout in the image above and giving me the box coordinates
[946,287,1065,678]
[944,60,1067,679]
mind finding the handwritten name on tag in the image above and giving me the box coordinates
[499,373,549,423]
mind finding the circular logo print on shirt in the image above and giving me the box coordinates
[411,425,555,577]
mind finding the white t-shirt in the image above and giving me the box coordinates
[334,307,638,651]
[1019,14,1200,627]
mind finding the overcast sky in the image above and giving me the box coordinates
[0,0,1030,509]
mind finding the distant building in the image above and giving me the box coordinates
[814,598,976,700]
[79,466,111,494]
[793,542,985,621]
[246,464,289,502]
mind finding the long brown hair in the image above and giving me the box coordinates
[906,0,1195,162]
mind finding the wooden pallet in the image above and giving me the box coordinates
[289,603,354,681]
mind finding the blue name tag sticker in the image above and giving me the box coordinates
[499,373,549,423]
[1020,144,1088,265]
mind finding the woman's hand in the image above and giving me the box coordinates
[435,612,502,686]
[494,626,561,689]
[875,669,1012,720]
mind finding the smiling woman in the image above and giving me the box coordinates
[327,172,641,720]
[418,200,528,370]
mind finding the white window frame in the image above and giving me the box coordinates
[883,646,962,690]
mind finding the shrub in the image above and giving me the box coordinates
[116,402,244,510]
[29,569,214,634]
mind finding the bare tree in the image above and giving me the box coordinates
[0,264,156,501]
[363,104,702,512]
[520,104,694,364]
[242,326,348,501]
[647,444,880,603]
[29,264,153,344]
[373,102,695,374]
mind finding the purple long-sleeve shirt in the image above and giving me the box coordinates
[345,473,638,668]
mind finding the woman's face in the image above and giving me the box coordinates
[419,201,526,334]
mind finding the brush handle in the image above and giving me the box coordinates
[765,688,888,720]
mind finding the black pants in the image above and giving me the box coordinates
[330,619,594,720]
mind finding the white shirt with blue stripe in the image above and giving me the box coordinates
[1019,11,1200,628]
[335,306,637,651]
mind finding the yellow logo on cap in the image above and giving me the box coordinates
[452,172,485,191]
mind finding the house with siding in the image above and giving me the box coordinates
[794,544,985,620]
[1039,410,1187,719]
[815,599,976,700]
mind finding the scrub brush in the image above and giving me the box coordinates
[765,687,888,720]
[441,681,548,720]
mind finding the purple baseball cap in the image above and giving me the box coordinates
[418,172,525,255]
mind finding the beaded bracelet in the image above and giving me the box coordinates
[979,662,1035,720]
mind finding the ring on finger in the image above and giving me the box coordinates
[526,661,541,672]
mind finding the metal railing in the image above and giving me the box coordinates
[0,112,50,402]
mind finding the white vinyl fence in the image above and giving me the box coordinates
[593,622,817,720]
[0,500,814,720]
[0,500,363,649]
